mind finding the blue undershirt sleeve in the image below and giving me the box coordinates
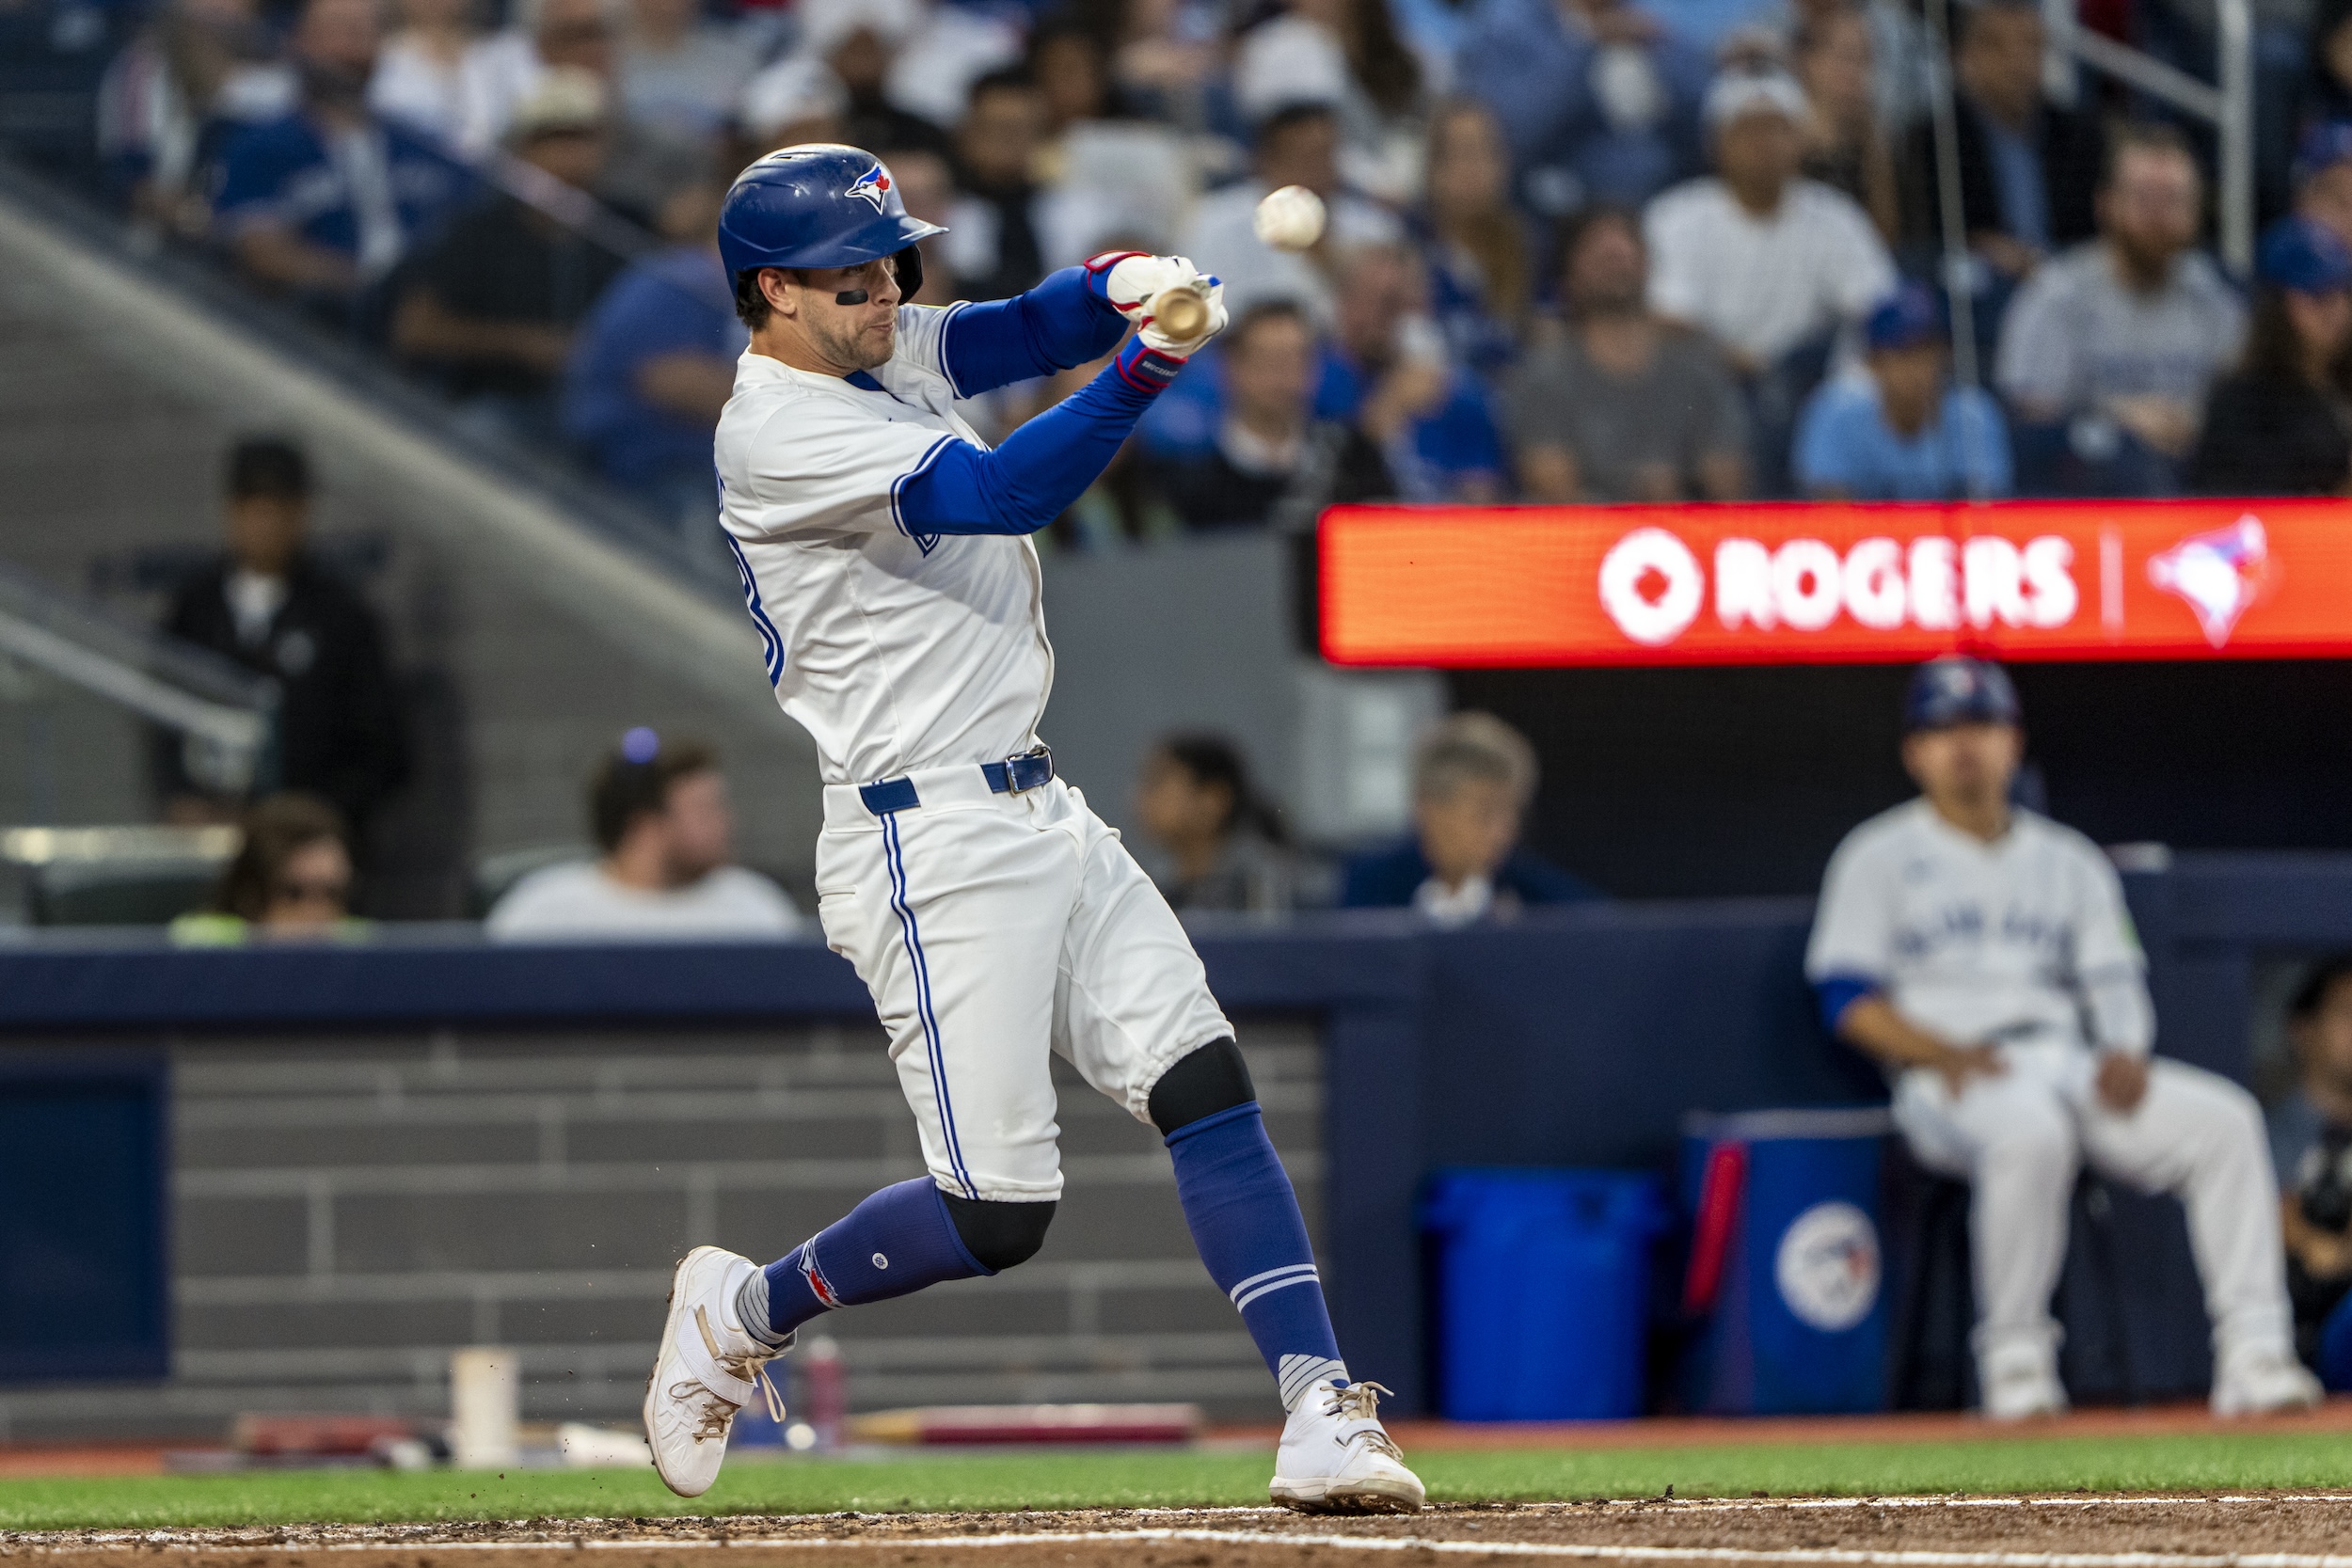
[895,339,1183,538]
[1813,974,1879,1036]
[936,266,1132,398]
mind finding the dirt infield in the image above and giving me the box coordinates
[9,1493,2352,1567]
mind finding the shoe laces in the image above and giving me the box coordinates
[675,1307,787,1443]
[1325,1381,1404,1461]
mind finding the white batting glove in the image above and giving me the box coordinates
[1085,251,1229,359]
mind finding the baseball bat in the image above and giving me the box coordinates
[1148,285,1211,346]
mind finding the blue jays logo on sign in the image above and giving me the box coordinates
[846,162,893,213]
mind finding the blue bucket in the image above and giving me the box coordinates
[1678,1108,1892,1415]
[1420,1168,1669,1420]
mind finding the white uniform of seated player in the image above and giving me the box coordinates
[486,730,803,940]
[1805,657,2318,1419]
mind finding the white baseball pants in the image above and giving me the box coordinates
[1893,1041,2294,1376]
[813,767,1233,1202]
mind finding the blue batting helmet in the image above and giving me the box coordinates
[1902,657,2021,733]
[718,144,946,290]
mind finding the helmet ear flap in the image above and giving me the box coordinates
[891,245,924,302]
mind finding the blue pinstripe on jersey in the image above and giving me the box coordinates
[723,531,786,687]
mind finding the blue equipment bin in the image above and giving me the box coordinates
[1420,1168,1668,1420]
[1678,1108,1892,1415]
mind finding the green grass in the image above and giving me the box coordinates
[5,1430,2352,1531]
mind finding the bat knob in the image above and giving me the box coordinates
[1149,285,1211,345]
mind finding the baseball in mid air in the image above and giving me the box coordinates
[1252,183,1327,251]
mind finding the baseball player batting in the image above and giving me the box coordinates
[639,144,1422,1513]
[1806,657,2319,1418]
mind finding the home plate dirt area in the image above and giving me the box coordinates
[13,1495,2352,1568]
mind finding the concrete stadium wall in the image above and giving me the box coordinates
[0,1018,1320,1443]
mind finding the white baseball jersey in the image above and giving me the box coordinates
[714,304,1052,787]
[1805,799,2153,1055]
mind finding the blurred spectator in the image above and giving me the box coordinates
[1110,0,1221,128]
[1645,69,1894,494]
[1507,204,1749,502]
[884,146,963,305]
[2300,0,2352,140]
[2270,954,2352,1388]
[1413,99,1532,377]
[390,69,628,434]
[368,0,509,154]
[2191,217,2352,497]
[1794,5,1897,240]
[486,731,803,939]
[1765,0,1925,134]
[793,0,950,159]
[1133,734,1299,915]
[99,0,294,233]
[563,177,746,530]
[615,0,755,144]
[1317,244,1506,502]
[159,437,408,844]
[1646,71,1895,374]
[1234,0,1425,203]
[1455,0,1710,216]
[1031,22,1116,140]
[1028,25,1199,264]
[737,55,850,155]
[517,0,707,228]
[210,0,470,309]
[1180,102,1403,325]
[1147,301,1396,531]
[1897,0,2103,279]
[1795,283,2012,499]
[1342,712,1602,925]
[173,793,360,942]
[944,69,1048,301]
[1996,124,2245,496]
[2293,121,2352,257]
[1806,657,2317,1419]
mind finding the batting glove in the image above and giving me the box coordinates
[1084,251,1230,359]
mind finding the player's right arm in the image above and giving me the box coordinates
[1805,826,2006,1095]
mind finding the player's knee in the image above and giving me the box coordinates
[1148,1037,1257,1136]
[941,1193,1056,1273]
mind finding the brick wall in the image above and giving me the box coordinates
[0,1020,1322,1442]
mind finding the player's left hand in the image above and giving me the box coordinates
[1085,252,1229,356]
[2094,1050,2151,1115]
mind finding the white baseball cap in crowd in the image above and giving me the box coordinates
[1702,69,1810,130]
[506,67,608,143]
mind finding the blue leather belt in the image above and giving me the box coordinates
[858,749,1054,816]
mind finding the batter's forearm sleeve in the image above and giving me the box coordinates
[937,267,1130,397]
[896,339,1181,537]
[1813,975,1878,1036]
[2083,964,2155,1056]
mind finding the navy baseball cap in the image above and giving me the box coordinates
[2295,120,2352,186]
[2259,214,2352,294]
[1903,657,2021,733]
[1865,283,1944,353]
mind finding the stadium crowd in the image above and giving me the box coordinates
[83,0,2352,534]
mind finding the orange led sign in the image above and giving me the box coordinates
[1318,499,2352,668]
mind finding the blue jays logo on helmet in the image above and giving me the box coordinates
[846,162,893,213]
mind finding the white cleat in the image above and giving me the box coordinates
[2212,1349,2324,1417]
[643,1245,787,1498]
[1269,1380,1425,1514]
[1979,1335,2068,1422]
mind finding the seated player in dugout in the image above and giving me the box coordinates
[636,144,1423,1514]
[2268,954,2352,1390]
[1804,657,2320,1419]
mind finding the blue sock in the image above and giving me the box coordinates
[1166,1103,1348,1411]
[739,1178,988,1345]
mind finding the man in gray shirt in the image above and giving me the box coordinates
[1994,122,2245,491]
[1506,205,1750,503]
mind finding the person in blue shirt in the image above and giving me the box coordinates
[1341,712,1602,925]
[209,0,468,314]
[1316,243,1508,502]
[562,177,747,532]
[1794,282,2012,500]
[1455,0,1712,215]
